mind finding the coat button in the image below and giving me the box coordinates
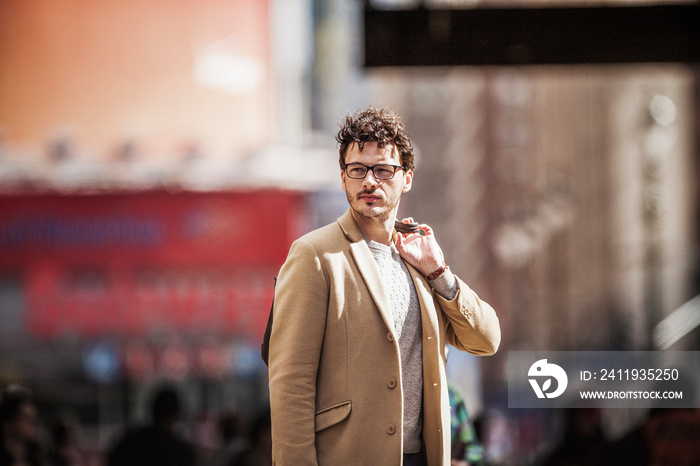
[387,424,396,435]
[387,378,397,389]
[386,332,394,342]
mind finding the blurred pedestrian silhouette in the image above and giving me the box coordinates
[603,408,700,466]
[208,411,247,466]
[542,408,607,466]
[48,415,84,466]
[0,385,48,466]
[448,382,483,466]
[228,409,271,466]
[107,384,196,466]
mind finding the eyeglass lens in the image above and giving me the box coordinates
[346,163,401,180]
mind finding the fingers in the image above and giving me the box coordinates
[418,224,433,236]
[399,217,431,234]
[398,217,438,239]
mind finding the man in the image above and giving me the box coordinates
[268,107,500,465]
[107,385,196,466]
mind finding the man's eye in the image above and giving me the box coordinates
[375,167,393,177]
[348,167,366,176]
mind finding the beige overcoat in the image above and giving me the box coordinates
[268,209,500,465]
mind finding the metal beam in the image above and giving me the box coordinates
[363,4,700,67]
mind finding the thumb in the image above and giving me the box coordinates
[395,232,405,250]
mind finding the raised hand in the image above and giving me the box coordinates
[394,217,445,277]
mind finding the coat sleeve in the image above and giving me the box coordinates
[268,238,328,465]
[436,276,501,355]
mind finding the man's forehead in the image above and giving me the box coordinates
[347,141,398,159]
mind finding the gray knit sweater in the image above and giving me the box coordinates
[366,239,457,454]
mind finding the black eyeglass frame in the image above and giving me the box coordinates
[343,162,406,180]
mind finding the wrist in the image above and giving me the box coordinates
[425,262,448,282]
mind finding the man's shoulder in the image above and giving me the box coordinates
[295,217,348,246]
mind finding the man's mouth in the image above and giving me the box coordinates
[359,193,381,202]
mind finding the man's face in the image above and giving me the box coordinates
[341,141,412,224]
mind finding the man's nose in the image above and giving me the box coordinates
[363,169,379,186]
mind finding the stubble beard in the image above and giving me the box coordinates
[346,189,400,225]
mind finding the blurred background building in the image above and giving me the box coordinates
[0,0,698,464]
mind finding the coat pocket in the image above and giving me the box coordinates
[314,400,352,433]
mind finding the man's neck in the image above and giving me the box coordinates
[351,210,395,246]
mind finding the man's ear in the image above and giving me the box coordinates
[341,169,347,192]
[402,170,413,193]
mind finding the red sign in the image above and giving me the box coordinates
[0,190,301,267]
[0,190,304,339]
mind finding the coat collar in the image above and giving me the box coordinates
[337,208,364,243]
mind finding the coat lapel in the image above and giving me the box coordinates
[350,242,396,336]
[338,210,397,338]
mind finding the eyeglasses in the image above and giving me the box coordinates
[344,163,405,180]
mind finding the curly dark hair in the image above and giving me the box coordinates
[336,107,414,171]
